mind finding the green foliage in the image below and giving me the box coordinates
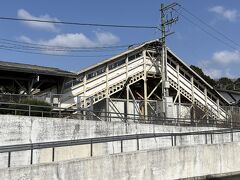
[0,98,52,116]
[190,65,216,87]
[190,65,240,92]
[216,77,234,90]
[20,99,52,110]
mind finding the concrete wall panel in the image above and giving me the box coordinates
[1,142,240,180]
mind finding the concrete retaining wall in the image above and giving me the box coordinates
[0,115,219,146]
[1,142,240,180]
[0,115,239,169]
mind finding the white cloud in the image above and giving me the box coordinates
[19,32,120,54]
[40,33,95,48]
[198,49,240,79]
[18,35,33,43]
[17,9,59,32]
[203,67,237,79]
[212,50,240,64]
[209,5,238,22]
[203,68,223,79]
[95,32,119,45]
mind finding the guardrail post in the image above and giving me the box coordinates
[120,140,123,153]
[174,135,177,146]
[136,136,139,150]
[231,129,233,142]
[205,133,208,144]
[59,109,61,118]
[52,147,55,162]
[8,152,11,168]
[90,139,93,157]
[171,135,174,146]
[210,133,213,144]
[29,105,31,116]
[30,148,33,165]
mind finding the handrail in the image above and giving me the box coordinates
[167,63,227,119]
[0,128,237,153]
[61,62,144,107]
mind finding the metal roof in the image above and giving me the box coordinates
[0,60,76,78]
[217,89,240,104]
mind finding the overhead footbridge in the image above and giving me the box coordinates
[59,40,229,120]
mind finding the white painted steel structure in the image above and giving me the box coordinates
[60,40,229,120]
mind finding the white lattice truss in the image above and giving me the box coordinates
[59,40,229,120]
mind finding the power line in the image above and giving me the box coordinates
[0,41,127,53]
[0,38,139,50]
[174,8,238,50]
[0,16,158,29]
[179,6,240,49]
[0,45,116,58]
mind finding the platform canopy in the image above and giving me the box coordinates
[0,60,76,94]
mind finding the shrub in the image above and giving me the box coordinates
[0,98,52,117]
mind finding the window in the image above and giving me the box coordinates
[72,77,83,86]
[171,61,176,69]
[194,81,204,92]
[64,77,83,89]
[194,81,198,87]
[185,74,190,81]
[207,92,211,98]
[135,52,142,59]
[128,55,135,61]
[212,97,217,102]
[180,69,184,76]
[87,67,106,80]
[199,86,204,92]
[108,58,125,70]
[128,51,142,62]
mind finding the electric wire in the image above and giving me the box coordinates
[0,13,157,57]
[0,16,158,29]
[0,45,116,58]
[174,8,238,50]
[0,38,139,50]
[179,6,240,49]
[0,41,127,53]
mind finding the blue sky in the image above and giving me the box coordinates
[0,0,240,79]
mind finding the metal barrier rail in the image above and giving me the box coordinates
[0,128,239,167]
[1,101,240,129]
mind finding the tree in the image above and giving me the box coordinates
[190,65,216,87]
[233,78,240,91]
[217,77,234,90]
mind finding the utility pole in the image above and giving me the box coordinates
[159,3,179,115]
[160,3,179,97]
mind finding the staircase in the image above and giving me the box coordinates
[167,62,228,120]
[59,57,144,109]
[57,45,228,120]
[81,71,144,108]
